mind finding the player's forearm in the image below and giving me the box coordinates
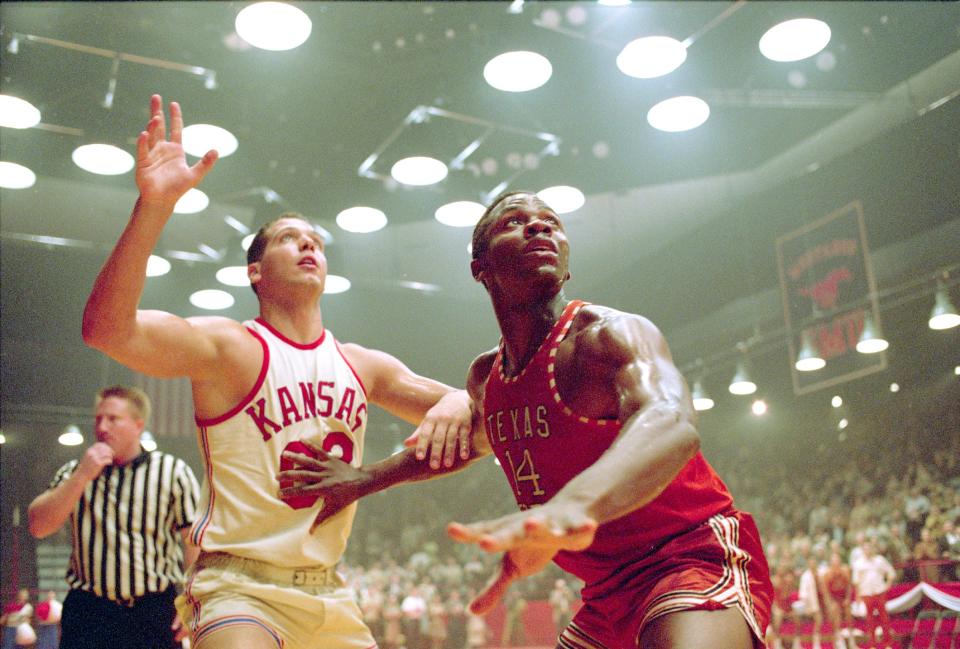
[551,404,699,526]
[82,197,173,349]
[28,473,89,538]
[358,446,485,496]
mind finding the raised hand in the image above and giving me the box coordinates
[447,507,597,614]
[135,94,218,206]
[277,438,368,532]
[76,442,115,482]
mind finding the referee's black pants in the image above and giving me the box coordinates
[60,587,179,649]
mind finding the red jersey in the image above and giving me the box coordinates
[823,566,851,601]
[482,300,734,586]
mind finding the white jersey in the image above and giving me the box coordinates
[189,318,368,567]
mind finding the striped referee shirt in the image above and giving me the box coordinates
[50,449,199,604]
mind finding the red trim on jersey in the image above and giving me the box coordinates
[333,338,368,398]
[254,317,326,350]
[195,327,271,426]
[190,424,216,547]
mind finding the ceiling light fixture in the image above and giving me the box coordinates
[928,280,960,330]
[241,233,255,251]
[173,188,210,214]
[182,124,238,158]
[0,161,37,189]
[751,399,768,416]
[855,310,888,354]
[58,425,84,446]
[616,36,687,79]
[537,185,585,214]
[216,266,251,287]
[647,96,710,132]
[831,395,843,408]
[794,329,825,371]
[324,275,351,294]
[759,18,831,62]
[189,289,235,310]
[391,156,448,186]
[889,382,900,393]
[235,2,312,51]
[728,359,757,396]
[598,0,632,6]
[691,380,714,412]
[483,51,553,92]
[435,201,485,227]
[0,95,41,129]
[146,255,171,277]
[72,143,134,175]
[837,417,848,430]
[336,206,387,233]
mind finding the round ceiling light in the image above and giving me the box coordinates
[182,124,238,158]
[759,18,831,62]
[435,201,485,227]
[484,51,553,92]
[0,95,41,129]
[190,289,235,310]
[391,156,448,186]
[336,206,387,233]
[72,144,134,175]
[216,265,251,287]
[616,36,687,79]
[241,233,255,251]
[235,2,312,51]
[537,185,585,214]
[324,274,351,294]
[173,188,210,214]
[58,425,84,447]
[146,255,171,277]
[647,96,710,132]
[0,161,36,189]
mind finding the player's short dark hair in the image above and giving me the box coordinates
[246,212,311,294]
[470,190,535,261]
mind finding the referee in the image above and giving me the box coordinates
[28,385,200,649]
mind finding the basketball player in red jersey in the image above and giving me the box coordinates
[281,191,773,648]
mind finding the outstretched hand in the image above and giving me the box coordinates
[135,94,218,206]
[447,507,597,614]
[277,438,368,533]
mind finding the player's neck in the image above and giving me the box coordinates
[494,292,568,375]
[258,301,325,343]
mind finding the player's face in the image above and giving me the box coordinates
[95,396,144,458]
[251,218,328,293]
[476,194,570,291]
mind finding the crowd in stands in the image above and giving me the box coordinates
[4,385,957,648]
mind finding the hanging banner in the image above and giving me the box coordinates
[776,200,886,395]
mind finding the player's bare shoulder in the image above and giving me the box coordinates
[466,347,498,397]
[568,304,663,366]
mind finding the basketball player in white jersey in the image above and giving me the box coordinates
[82,95,473,649]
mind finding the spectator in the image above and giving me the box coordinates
[445,589,467,649]
[851,540,897,649]
[796,556,826,649]
[1,589,33,649]
[34,591,61,649]
[548,578,574,636]
[426,593,447,649]
[822,552,855,649]
[913,527,943,583]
